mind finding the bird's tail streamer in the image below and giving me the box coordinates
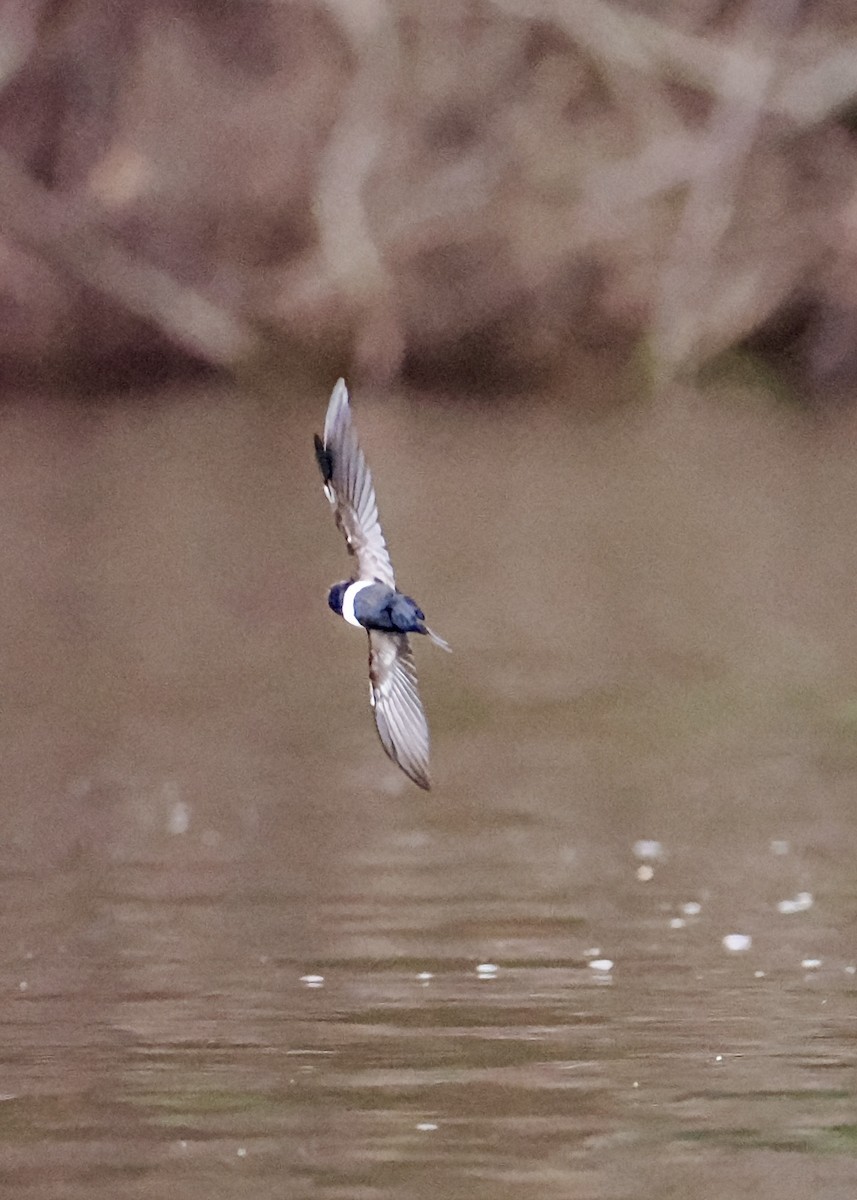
[423,626,452,652]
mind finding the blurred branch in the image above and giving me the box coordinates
[306,2,407,377]
[0,0,849,386]
[0,1,36,92]
[0,149,255,368]
[493,0,857,127]
[650,0,799,379]
[777,39,857,125]
[492,0,834,378]
[314,4,392,299]
[652,0,806,376]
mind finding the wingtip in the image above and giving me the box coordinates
[411,762,432,790]
[323,377,352,444]
[329,377,350,412]
[318,378,352,471]
[313,432,333,482]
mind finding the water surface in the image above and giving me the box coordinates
[0,382,855,1198]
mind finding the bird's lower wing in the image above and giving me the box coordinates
[368,630,431,790]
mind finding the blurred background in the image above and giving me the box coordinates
[0,3,856,1199]
[3,0,857,393]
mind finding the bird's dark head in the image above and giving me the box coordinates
[327,580,353,615]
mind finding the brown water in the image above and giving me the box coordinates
[0,381,855,1199]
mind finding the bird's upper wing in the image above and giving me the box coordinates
[369,630,431,790]
[314,379,396,589]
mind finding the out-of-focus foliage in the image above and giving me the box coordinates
[1,0,857,393]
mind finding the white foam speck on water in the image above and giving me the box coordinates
[237,1147,247,1158]
[681,901,702,916]
[770,839,790,855]
[167,798,190,835]
[777,891,813,914]
[633,840,664,861]
[476,963,498,978]
[416,1123,438,1131]
[584,947,601,959]
[416,971,433,982]
[845,965,856,975]
[722,933,752,952]
[754,970,766,978]
[589,959,614,973]
[669,917,686,930]
[300,974,325,988]
[801,958,821,970]
[636,865,654,882]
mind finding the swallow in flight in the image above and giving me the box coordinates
[314,379,450,789]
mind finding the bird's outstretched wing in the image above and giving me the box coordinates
[314,379,396,589]
[369,630,431,790]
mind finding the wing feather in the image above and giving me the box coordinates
[369,631,431,790]
[315,379,396,588]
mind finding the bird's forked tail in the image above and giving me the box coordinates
[422,625,452,652]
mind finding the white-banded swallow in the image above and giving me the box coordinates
[314,378,450,790]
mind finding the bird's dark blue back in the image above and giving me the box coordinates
[353,583,426,634]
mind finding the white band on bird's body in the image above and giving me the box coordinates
[342,579,374,628]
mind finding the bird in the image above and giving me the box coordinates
[314,378,450,790]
